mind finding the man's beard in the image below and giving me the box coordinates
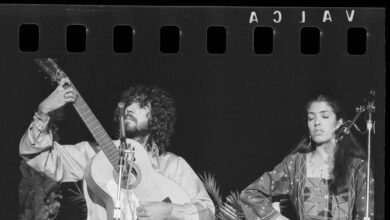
[125,124,150,139]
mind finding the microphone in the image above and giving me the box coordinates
[362,90,375,105]
[367,90,375,104]
[364,90,375,114]
[118,102,126,140]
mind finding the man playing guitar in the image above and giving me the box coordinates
[19,77,215,220]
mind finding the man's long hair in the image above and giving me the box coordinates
[114,85,176,154]
[291,95,366,194]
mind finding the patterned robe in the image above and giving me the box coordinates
[240,153,374,220]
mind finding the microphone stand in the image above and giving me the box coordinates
[113,102,132,220]
[113,137,127,220]
[364,91,375,220]
[334,90,375,220]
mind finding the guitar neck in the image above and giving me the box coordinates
[70,84,120,171]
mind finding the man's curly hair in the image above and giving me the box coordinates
[114,85,176,154]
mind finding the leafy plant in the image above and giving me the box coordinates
[18,160,62,220]
[199,173,244,220]
[67,181,88,218]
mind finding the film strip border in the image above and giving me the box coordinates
[19,24,367,55]
[0,6,384,56]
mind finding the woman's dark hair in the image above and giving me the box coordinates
[291,95,366,194]
[113,85,176,154]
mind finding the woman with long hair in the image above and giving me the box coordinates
[240,95,374,220]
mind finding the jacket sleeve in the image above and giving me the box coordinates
[240,154,296,220]
[19,114,97,182]
[159,154,215,220]
[353,160,375,220]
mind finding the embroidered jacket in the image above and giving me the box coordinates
[240,153,374,220]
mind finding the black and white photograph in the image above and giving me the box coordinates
[0,5,385,220]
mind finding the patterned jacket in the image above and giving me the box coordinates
[240,152,374,220]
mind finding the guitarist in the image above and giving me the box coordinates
[19,78,215,220]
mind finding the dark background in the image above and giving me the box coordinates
[0,5,385,220]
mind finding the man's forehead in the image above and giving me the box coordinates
[131,94,147,102]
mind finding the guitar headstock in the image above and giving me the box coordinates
[335,121,351,141]
[35,58,68,84]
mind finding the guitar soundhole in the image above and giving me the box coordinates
[114,164,142,189]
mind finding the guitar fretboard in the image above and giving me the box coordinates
[71,83,120,172]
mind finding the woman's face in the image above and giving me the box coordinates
[307,101,342,145]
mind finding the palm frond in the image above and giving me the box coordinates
[225,191,242,213]
[199,172,245,220]
[218,191,244,220]
[199,172,223,207]
[67,184,84,203]
[67,181,88,217]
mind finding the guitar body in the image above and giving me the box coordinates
[85,139,191,220]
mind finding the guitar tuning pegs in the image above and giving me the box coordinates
[355,105,365,113]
